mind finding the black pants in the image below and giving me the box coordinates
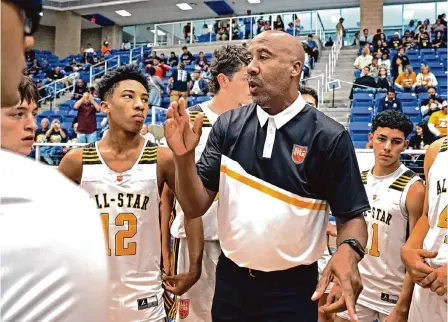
[212,253,318,322]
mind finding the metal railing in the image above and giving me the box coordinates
[89,55,121,85]
[38,74,77,110]
[301,73,325,107]
[130,45,146,63]
[324,36,343,91]
[154,10,325,46]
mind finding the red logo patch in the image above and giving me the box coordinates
[373,194,377,200]
[291,144,307,164]
[179,299,190,319]
[117,175,123,182]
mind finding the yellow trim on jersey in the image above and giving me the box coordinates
[189,110,211,127]
[361,170,369,184]
[139,145,158,164]
[220,165,327,211]
[82,147,101,164]
[390,170,416,192]
[440,137,448,152]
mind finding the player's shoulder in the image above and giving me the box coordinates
[219,103,256,126]
[306,105,346,138]
[188,104,204,113]
[426,137,447,161]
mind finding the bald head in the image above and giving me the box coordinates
[247,30,305,112]
[250,30,305,72]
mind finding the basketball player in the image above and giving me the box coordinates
[161,45,252,322]
[1,76,38,155]
[299,85,319,108]
[58,65,203,322]
[1,1,109,321]
[402,137,447,322]
[332,110,425,322]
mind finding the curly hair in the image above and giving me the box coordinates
[97,64,149,101]
[209,45,251,94]
[371,110,413,138]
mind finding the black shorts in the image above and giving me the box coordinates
[212,253,318,322]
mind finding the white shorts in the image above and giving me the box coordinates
[337,303,387,322]
[409,284,447,322]
[174,238,221,322]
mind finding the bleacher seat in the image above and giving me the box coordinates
[397,92,418,103]
[353,141,367,149]
[349,122,372,142]
[350,106,373,122]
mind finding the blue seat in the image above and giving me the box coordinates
[397,92,418,102]
[420,49,436,56]
[62,122,72,130]
[351,105,373,122]
[96,113,106,121]
[403,105,420,116]
[349,122,372,141]
[196,96,211,103]
[437,48,447,55]
[418,92,429,101]
[39,110,55,117]
[353,141,368,149]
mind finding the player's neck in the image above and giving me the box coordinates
[103,127,143,154]
[372,161,402,177]
[208,93,239,115]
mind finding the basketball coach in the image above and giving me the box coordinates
[164,30,369,322]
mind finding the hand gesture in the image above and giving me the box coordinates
[401,246,436,284]
[318,279,344,319]
[163,271,200,296]
[419,264,447,300]
[164,98,203,156]
[312,244,363,322]
[385,307,408,322]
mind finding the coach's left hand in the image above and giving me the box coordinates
[163,270,201,296]
[312,244,363,322]
[419,264,447,301]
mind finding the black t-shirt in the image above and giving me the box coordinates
[35,128,48,143]
[170,69,191,92]
[46,70,64,81]
[169,56,179,66]
[196,103,370,218]
[180,52,194,65]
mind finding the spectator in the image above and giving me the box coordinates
[180,46,194,65]
[349,66,378,99]
[217,22,229,41]
[121,39,131,50]
[74,92,100,143]
[196,52,209,69]
[368,57,380,78]
[307,34,319,62]
[403,36,415,50]
[84,43,94,54]
[415,65,438,89]
[43,119,67,165]
[159,53,167,64]
[376,67,391,90]
[152,56,171,79]
[274,15,285,31]
[25,49,35,62]
[256,14,265,35]
[167,63,192,103]
[432,31,447,48]
[359,28,372,46]
[101,41,111,55]
[352,32,360,46]
[243,10,254,39]
[376,88,403,113]
[372,29,383,44]
[422,19,432,40]
[439,13,447,27]
[71,79,88,100]
[35,118,49,144]
[298,85,319,108]
[263,20,272,32]
[36,80,46,101]
[372,39,388,59]
[231,19,240,39]
[414,26,430,45]
[201,64,211,80]
[81,52,94,65]
[432,18,447,33]
[428,101,448,137]
[183,22,195,43]
[378,52,391,75]
[147,66,164,107]
[421,87,443,121]
[391,48,409,80]
[354,46,373,70]
[336,18,345,44]
[293,13,301,34]
[394,65,417,91]
[40,59,50,73]
[388,32,402,50]
[418,31,432,49]
[140,124,156,143]
[409,122,436,150]
[189,69,209,97]
[169,51,179,67]
[46,66,64,83]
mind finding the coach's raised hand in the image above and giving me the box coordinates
[164,98,203,156]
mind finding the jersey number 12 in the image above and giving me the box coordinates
[101,213,137,256]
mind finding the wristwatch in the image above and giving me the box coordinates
[339,239,365,260]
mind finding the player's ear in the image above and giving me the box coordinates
[403,139,409,151]
[368,132,374,142]
[101,101,110,114]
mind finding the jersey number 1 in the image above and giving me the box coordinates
[365,221,380,257]
[101,213,137,256]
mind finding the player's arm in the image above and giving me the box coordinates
[58,148,83,185]
[158,147,203,295]
[389,180,426,320]
[160,184,174,275]
[401,139,443,283]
